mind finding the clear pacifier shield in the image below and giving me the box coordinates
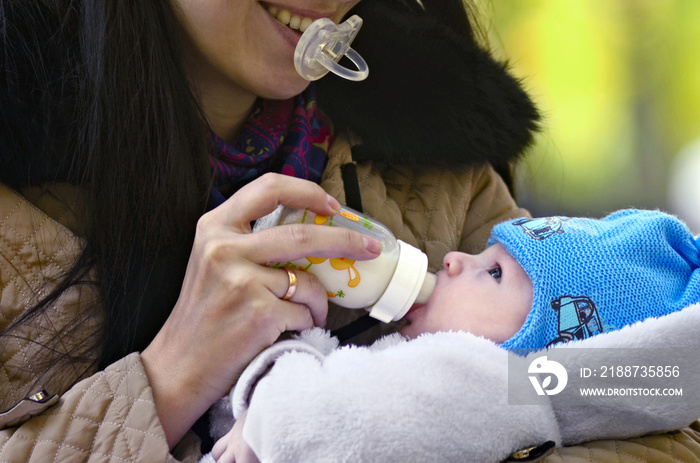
[294,15,369,81]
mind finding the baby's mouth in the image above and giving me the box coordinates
[265,5,315,33]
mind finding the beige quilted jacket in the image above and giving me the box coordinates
[2,134,699,462]
[0,182,200,462]
[320,134,531,342]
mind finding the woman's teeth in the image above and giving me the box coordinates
[267,6,314,33]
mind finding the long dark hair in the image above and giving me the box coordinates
[0,0,210,383]
[0,0,538,391]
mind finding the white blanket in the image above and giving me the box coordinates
[205,303,700,463]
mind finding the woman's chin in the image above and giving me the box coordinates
[257,73,311,100]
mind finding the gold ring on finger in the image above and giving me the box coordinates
[281,267,298,301]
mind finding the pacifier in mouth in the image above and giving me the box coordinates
[294,14,369,81]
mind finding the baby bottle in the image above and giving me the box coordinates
[253,205,436,322]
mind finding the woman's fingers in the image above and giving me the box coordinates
[197,173,381,265]
[263,266,328,327]
[244,223,382,264]
[216,173,341,230]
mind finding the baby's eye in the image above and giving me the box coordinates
[488,265,502,282]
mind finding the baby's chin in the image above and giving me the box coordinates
[398,318,424,339]
[398,324,418,339]
[399,304,428,339]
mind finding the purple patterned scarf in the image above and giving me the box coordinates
[208,85,332,207]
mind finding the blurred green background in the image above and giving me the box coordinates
[485,0,700,233]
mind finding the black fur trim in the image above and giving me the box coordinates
[317,0,540,169]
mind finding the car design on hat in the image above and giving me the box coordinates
[513,217,569,240]
[547,296,603,347]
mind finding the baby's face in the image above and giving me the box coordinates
[400,243,533,343]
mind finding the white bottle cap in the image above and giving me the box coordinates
[369,240,434,323]
[294,15,369,82]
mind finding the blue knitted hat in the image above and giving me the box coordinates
[488,209,700,350]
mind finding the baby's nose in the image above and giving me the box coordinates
[443,251,467,276]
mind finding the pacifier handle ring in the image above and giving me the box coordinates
[315,46,368,81]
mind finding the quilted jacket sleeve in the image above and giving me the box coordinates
[0,183,201,462]
[0,354,194,462]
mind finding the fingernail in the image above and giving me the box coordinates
[327,194,340,212]
[362,236,382,254]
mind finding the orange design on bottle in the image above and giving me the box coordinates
[340,211,360,222]
[305,256,361,288]
[306,210,362,289]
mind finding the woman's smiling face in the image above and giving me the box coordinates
[400,243,533,343]
[172,0,361,100]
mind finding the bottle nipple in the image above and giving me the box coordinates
[294,15,369,81]
[415,272,437,305]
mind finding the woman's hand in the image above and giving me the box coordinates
[141,174,382,448]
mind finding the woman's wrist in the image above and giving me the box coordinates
[141,341,210,449]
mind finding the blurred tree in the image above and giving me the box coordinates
[485,0,700,221]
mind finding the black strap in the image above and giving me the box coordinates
[331,313,381,342]
[340,163,363,212]
[332,162,378,343]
